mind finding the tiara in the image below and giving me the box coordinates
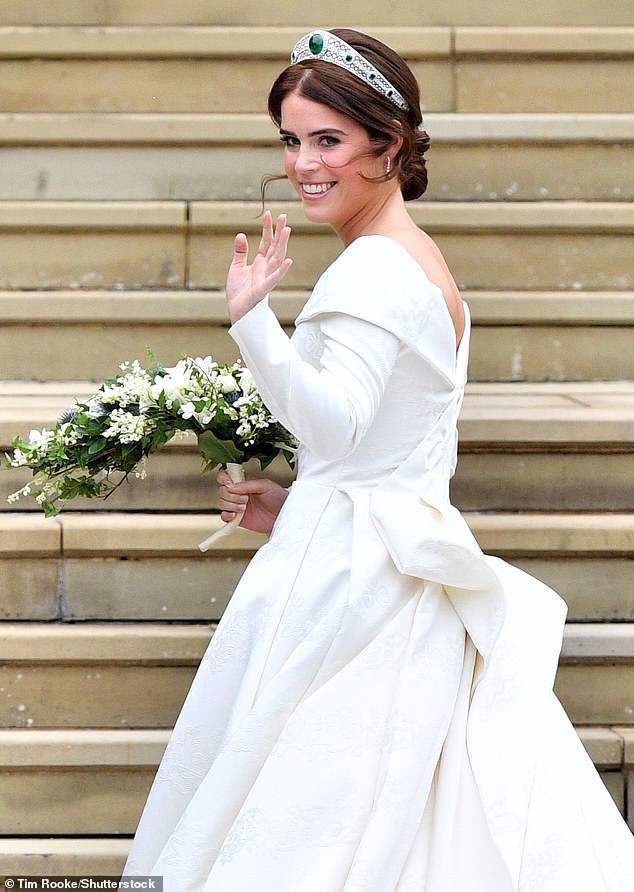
[290,30,409,112]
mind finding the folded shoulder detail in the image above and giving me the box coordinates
[295,235,462,385]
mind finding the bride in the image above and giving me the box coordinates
[123,28,634,889]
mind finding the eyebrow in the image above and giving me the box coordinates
[279,128,346,137]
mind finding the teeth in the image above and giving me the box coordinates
[302,182,335,194]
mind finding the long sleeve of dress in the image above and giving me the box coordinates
[228,296,400,462]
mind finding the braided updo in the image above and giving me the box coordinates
[267,28,431,201]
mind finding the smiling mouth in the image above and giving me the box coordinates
[301,182,336,195]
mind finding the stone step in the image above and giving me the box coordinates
[188,200,634,292]
[0,729,164,835]
[0,290,632,381]
[2,382,633,516]
[0,837,130,877]
[0,726,629,836]
[0,510,633,622]
[0,200,629,291]
[4,2,634,27]
[0,112,632,202]
[0,620,632,729]
[0,26,631,112]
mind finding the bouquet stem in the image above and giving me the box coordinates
[198,461,246,552]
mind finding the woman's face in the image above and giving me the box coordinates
[279,90,389,239]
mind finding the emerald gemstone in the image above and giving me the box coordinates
[345,54,353,62]
[369,73,376,81]
[308,33,324,55]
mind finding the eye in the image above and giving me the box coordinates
[280,135,300,147]
[320,135,340,147]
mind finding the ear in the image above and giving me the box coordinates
[388,121,404,157]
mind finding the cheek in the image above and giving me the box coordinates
[283,151,295,179]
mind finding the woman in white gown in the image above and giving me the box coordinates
[122,28,634,890]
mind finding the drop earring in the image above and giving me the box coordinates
[385,156,392,175]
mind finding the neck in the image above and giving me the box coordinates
[334,186,414,246]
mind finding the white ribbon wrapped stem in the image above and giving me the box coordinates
[198,461,246,552]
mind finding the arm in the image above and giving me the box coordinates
[229,298,400,462]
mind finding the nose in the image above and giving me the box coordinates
[294,144,322,175]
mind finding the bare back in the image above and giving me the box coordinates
[393,227,465,349]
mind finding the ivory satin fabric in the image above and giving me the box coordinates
[123,236,634,890]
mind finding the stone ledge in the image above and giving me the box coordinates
[1,112,633,144]
[2,382,634,447]
[0,836,130,872]
[577,726,623,767]
[2,199,631,233]
[190,200,634,232]
[0,622,211,661]
[613,727,634,764]
[1,290,633,325]
[0,728,169,765]
[463,292,634,324]
[0,515,60,555]
[470,513,634,554]
[0,201,185,228]
[58,512,265,555]
[561,625,634,661]
[0,290,306,323]
[456,27,634,55]
[0,726,625,767]
[0,26,631,58]
[1,620,633,663]
[0,26,452,58]
[3,1,634,28]
[1,512,633,558]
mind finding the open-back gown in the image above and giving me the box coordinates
[123,236,634,890]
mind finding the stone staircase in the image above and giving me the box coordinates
[0,2,633,876]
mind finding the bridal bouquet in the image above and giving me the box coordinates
[5,355,298,549]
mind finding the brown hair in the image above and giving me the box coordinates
[264,28,430,201]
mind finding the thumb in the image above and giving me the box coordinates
[232,232,249,266]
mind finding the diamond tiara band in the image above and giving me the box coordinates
[290,30,409,112]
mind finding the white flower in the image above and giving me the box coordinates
[103,409,151,444]
[197,410,214,426]
[192,356,218,375]
[238,369,256,394]
[150,360,196,406]
[217,374,237,394]
[178,401,197,420]
[10,448,28,467]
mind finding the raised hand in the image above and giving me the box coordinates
[216,467,289,535]
[226,210,293,324]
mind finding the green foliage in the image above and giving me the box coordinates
[4,354,298,514]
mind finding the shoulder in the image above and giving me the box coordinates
[295,235,461,380]
[296,235,436,329]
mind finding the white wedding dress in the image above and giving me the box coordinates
[123,236,634,890]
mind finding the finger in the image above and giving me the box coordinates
[264,257,293,290]
[218,492,249,510]
[232,232,249,267]
[268,214,288,255]
[227,480,272,495]
[271,225,291,264]
[258,210,274,256]
[220,509,241,522]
